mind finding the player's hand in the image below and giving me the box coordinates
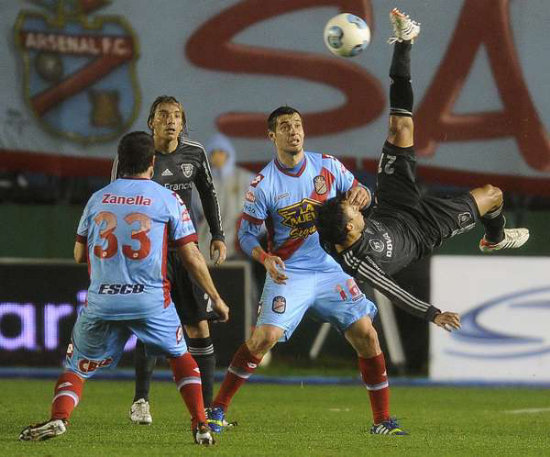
[346,186,371,209]
[212,297,230,323]
[264,255,288,284]
[210,240,227,266]
[433,312,461,332]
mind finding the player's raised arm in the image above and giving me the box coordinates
[346,185,372,209]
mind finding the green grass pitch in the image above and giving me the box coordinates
[1,379,548,457]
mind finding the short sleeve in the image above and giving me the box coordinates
[325,155,357,193]
[76,199,91,242]
[242,174,268,224]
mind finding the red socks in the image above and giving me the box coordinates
[359,353,390,424]
[51,371,84,421]
[169,352,206,428]
[213,343,262,411]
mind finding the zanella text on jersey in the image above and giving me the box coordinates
[101,194,152,206]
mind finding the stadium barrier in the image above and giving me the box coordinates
[430,256,550,382]
[0,258,252,367]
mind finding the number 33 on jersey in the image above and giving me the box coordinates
[76,178,197,320]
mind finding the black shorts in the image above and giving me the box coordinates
[166,250,219,325]
[375,141,480,253]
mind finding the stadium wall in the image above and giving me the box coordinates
[0,0,548,191]
[0,259,252,368]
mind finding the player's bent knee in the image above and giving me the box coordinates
[247,325,282,356]
[471,184,504,215]
[481,184,503,211]
[184,321,210,339]
[345,318,380,356]
[388,116,414,147]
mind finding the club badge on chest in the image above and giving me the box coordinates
[181,163,194,178]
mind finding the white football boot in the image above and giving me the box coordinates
[479,228,530,253]
[388,8,421,44]
[19,419,67,441]
[194,423,215,446]
[129,398,152,425]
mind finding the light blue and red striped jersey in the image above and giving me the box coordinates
[76,178,197,319]
[242,151,359,271]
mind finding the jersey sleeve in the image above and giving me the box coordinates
[340,250,441,322]
[194,147,225,242]
[324,155,358,193]
[76,198,92,243]
[242,175,268,224]
[239,177,268,256]
[167,191,198,246]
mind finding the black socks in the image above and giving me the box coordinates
[390,41,413,116]
[188,337,216,408]
[481,205,505,243]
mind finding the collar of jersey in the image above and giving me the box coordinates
[119,177,150,180]
[274,156,307,177]
[345,231,365,254]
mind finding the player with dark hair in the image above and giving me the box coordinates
[111,96,226,424]
[20,131,229,445]
[316,9,529,326]
[204,11,447,438]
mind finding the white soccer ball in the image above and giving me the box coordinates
[323,13,371,57]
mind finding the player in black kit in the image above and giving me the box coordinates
[316,12,529,330]
[111,96,227,424]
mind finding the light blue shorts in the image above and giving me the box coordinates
[65,305,186,379]
[257,268,377,341]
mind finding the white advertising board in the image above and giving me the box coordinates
[430,256,550,382]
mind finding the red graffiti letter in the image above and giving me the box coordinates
[415,0,550,171]
[186,0,384,137]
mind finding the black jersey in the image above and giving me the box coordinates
[111,137,224,242]
[320,140,481,323]
[353,211,421,276]
[321,211,440,322]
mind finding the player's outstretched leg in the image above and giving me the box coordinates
[19,419,67,442]
[479,226,529,252]
[209,327,279,433]
[208,342,263,433]
[129,339,156,425]
[469,184,530,252]
[168,352,215,446]
[388,8,420,44]
[386,8,419,149]
[345,317,409,436]
[19,371,85,441]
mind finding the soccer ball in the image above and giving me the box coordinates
[323,13,371,57]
